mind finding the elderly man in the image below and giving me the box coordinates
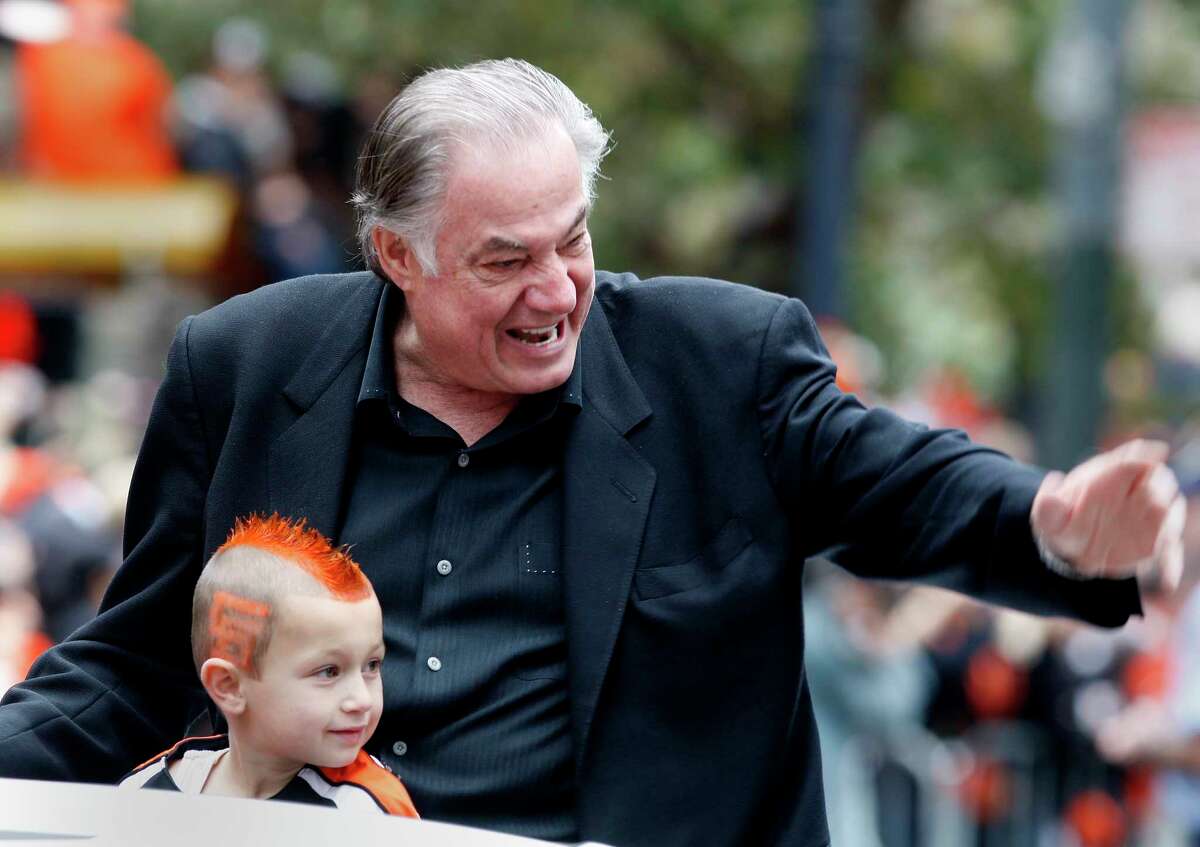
[0,59,1184,847]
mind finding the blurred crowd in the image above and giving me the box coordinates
[0,0,384,714]
[1,3,1199,846]
[809,323,1200,847]
[0,0,395,289]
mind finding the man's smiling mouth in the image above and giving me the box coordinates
[507,323,560,346]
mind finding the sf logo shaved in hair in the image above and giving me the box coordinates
[209,591,269,672]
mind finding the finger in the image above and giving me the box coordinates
[1111,475,1183,568]
[1118,438,1171,466]
[1144,464,1181,513]
[1091,440,1173,499]
[1151,495,1187,592]
[1159,539,1184,593]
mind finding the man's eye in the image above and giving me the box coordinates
[487,259,522,271]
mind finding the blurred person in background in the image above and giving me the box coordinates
[12,0,176,182]
[0,324,122,644]
[1097,441,1200,845]
[0,59,1187,847]
[172,18,347,281]
[0,518,50,696]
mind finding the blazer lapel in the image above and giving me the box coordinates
[562,302,655,776]
[268,276,384,543]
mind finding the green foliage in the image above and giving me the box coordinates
[131,0,808,289]
[128,0,1188,414]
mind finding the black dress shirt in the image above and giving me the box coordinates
[339,283,581,841]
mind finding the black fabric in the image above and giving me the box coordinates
[339,283,577,840]
[0,271,1142,847]
[271,775,338,808]
[142,768,179,791]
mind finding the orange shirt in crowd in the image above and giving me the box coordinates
[15,25,177,182]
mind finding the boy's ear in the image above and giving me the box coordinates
[199,658,247,716]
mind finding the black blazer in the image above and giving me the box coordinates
[0,271,1139,846]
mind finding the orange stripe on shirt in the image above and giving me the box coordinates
[318,750,419,817]
[129,734,225,775]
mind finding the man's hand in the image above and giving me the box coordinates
[1030,439,1186,590]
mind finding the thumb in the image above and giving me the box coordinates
[1033,471,1072,535]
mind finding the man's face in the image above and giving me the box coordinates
[387,124,595,401]
[239,593,385,771]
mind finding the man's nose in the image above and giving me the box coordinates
[525,258,577,315]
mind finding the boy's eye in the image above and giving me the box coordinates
[364,658,382,674]
[315,666,339,679]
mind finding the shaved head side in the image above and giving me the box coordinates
[191,514,373,676]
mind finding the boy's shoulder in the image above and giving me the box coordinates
[118,734,228,792]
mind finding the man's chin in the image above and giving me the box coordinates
[498,352,577,396]
[510,371,572,396]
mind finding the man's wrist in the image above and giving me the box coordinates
[1033,527,1096,581]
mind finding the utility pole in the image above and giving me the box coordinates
[1037,0,1130,468]
[793,0,870,317]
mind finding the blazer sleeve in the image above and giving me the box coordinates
[0,317,212,781]
[755,296,1140,627]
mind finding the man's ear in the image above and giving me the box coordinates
[372,227,424,292]
[200,658,247,716]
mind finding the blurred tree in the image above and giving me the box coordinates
[126,0,1194,423]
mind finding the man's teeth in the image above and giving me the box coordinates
[510,325,559,345]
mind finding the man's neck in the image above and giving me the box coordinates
[394,360,518,448]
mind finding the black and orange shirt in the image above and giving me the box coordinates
[119,735,419,817]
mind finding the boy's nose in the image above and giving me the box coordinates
[341,675,371,711]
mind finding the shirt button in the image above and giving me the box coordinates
[392,741,408,757]
[456,452,470,468]
[436,559,453,576]
[426,656,442,672]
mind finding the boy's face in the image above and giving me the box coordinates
[238,592,385,770]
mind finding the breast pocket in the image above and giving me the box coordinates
[633,517,753,601]
[513,540,566,681]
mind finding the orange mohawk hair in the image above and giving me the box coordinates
[216,514,371,601]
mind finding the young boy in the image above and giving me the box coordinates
[120,514,418,817]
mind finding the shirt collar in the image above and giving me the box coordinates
[356,282,584,415]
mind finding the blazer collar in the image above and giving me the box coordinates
[271,273,384,541]
[282,272,385,412]
[576,288,652,435]
[562,295,656,776]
